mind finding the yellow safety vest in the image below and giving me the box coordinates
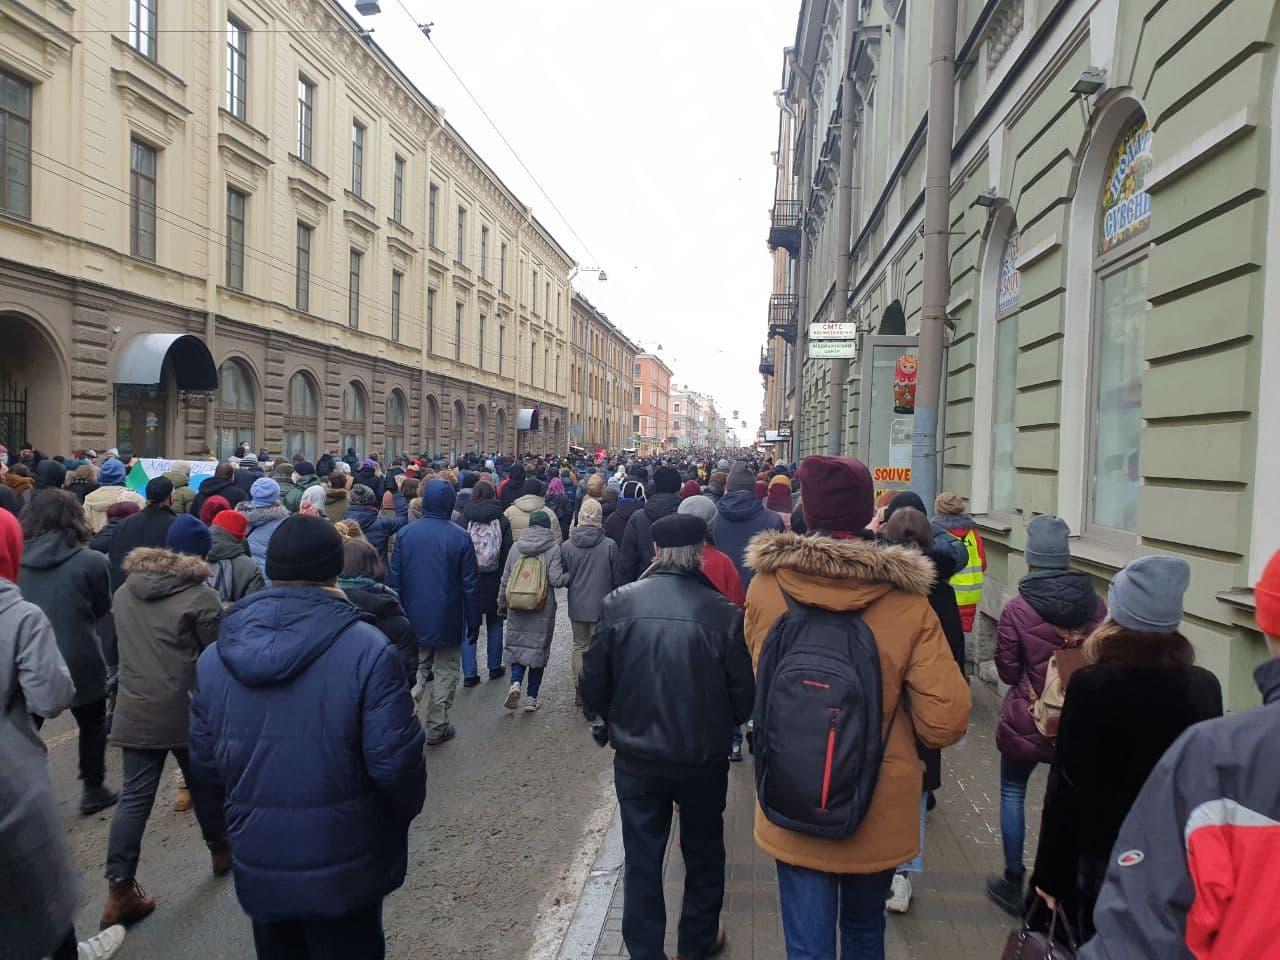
[950,528,984,609]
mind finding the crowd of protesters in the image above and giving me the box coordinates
[2,438,1278,959]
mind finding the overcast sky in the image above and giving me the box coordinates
[339,0,800,443]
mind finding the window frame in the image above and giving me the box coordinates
[480,225,489,280]
[989,228,1020,516]
[282,371,319,461]
[456,205,466,263]
[295,221,312,312]
[129,138,157,261]
[426,287,435,354]
[477,312,486,370]
[390,269,402,342]
[129,0,157,61]
[296,76,315,164]
[428,181,438,247]
[225,18,248,121]
[214,359,255,460]
[225,186,246,290]
[392,154,405,224]
[348,249,362,329]
[499,241,507,291]
[0,68,32,219]
[350,120,365,198]
[454,301,464,362]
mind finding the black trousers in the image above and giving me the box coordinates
[251,902,385,960]
[30,697,107,787]
[615,764,728,960]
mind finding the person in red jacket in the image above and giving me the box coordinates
[678,495,744,608]
[1081,549,1280,960]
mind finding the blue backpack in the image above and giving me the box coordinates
[753,591,894,839]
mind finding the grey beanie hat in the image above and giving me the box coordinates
[726,461,756,492]
[350,483,376,506]
[678,494,718,536]
[1025,514,1071,569]
[1108,555,1191,634]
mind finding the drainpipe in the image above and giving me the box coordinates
[825,1,859,456]
[912,0,958,509]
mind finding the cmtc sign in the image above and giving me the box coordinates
[809,321,858,340]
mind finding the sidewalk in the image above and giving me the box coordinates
[572,679,1045,960]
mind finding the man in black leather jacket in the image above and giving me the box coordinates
[581,513,755,960]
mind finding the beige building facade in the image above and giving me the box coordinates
[0,0,574,463]
[568,292,639,455]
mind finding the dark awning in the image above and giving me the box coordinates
[114,333,218,392]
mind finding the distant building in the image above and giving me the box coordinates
[569,292,639,454]
[631,354,671,454]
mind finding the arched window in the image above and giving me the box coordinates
[991,228,1020,513]
[451,399,466,457]
[495,407,506,454]
[1089,115,1152,533]
[385,389,406,458]
[341,381,368,459]
[214,359,255,460]
[424,395,439,456]
[283,372,318,460]
[475,403,488,453]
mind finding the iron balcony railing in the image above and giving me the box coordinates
[768,200,802,255]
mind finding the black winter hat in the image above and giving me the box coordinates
[34,459,67,490]
[651,513,707,548]
[266,514,345,583]
[653,466,681,495]
[145,476,174,503]
[294,461,316,476]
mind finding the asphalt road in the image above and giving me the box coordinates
[42,592,617,960]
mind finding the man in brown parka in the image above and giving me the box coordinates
[743,455,971,958]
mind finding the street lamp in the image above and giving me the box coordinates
[354,1,382,14]
[570,266,608,282]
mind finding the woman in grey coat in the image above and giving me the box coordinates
[559,497,623,705]
[18,489,118,815]
[0,508,128,960]
[498,510,567,713]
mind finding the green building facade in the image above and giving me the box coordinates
[775,0,1279,708]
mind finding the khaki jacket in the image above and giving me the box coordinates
[744,531,972,874]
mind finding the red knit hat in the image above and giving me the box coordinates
[1255,549,1280,637]
[766,475,792,512]
[212,509,249,541]
[679,479,703,500]
[797,456,875,534]
[199,494,231,526]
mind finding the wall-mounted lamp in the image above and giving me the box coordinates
[975,189,1002,209]
[1071,66,1107,96]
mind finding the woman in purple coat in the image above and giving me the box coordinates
[984,515,1105,915]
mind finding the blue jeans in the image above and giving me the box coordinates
[775,863,895,960]
[462,615,505,679]
[510,663,544,699]
[897,792,928,874]
[615,766,728,960]
[1000,755,1038,877]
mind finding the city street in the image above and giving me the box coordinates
[42,602,617,960]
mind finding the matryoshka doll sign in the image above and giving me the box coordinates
[892,354,918,415]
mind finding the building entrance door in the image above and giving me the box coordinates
[0,368,27,451]
[115,388,166,459]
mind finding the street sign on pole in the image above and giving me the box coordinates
[809,321,858,340]
[809,339,857,359]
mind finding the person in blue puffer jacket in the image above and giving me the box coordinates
[188,514,425,958]
[389,479,478,747]
[714,462,785,592]
[344,484,408,562]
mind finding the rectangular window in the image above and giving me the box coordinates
[530,340,536,382]
[350,121,364,197]
[295,222,311,312]
[544,347,549,389]
[478,313,486,369]
[1090,258,1148,533]
[480,226,489,280]
[632,385,640,404]
[0,70,32,218]
[456,205,466,262]
[556,291,561,327]
[392,155,404,224]
[225,187,245,290]
[632,414,640,433]
[532,270,539,312]
[633,362,641,377]
[428,182,438,247]
[499,325,506,375]
[455,302,463,361]
[546,282,551,321]
[129,0,157,60]
[225,19,247,121]
[500,241,507,291]
[297,77,314,163]
[348,249,361,329]
[426,287,435,354]
[129,138,157,261]
[391,270,402,342]
[990,313,1018,513]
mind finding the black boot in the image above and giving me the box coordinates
[985,870,1025,917]
[80,784,120,816]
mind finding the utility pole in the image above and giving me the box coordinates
[825,1,859,456]
[913,0,957,509]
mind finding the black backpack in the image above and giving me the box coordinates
[753,591,894,840]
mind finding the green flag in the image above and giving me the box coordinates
[125,461,150,492]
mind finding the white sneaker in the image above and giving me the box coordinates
[504,683,521,710]
[886,872,912,913]
[524,698,540,713]
[79,924,126,960]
